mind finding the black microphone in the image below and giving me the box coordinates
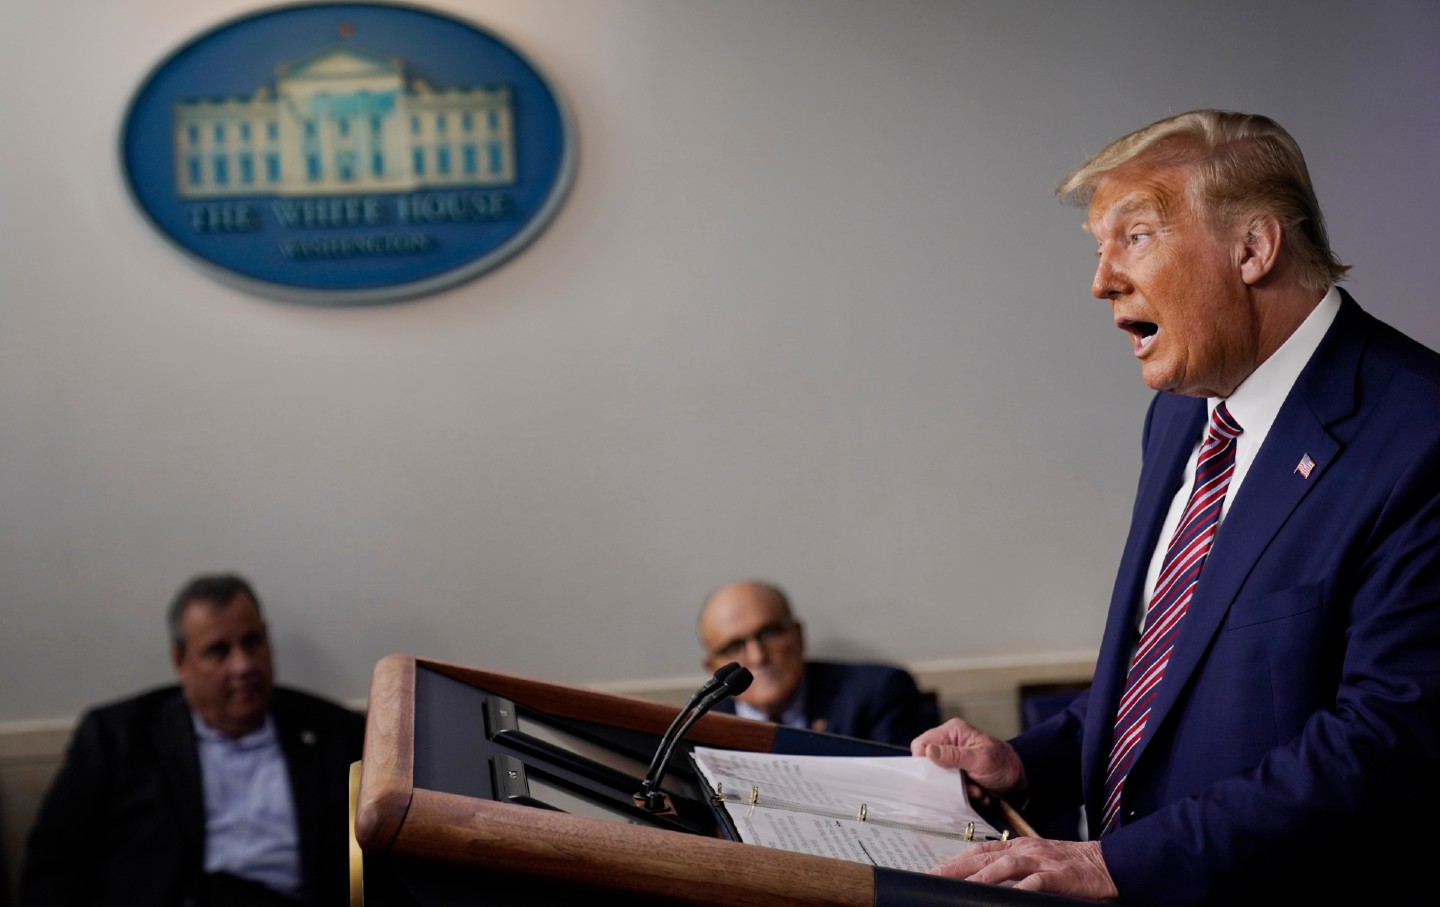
[636,665,753,812]
[639,665,743,806]
[636,663,743,802]
[638,662,743,794]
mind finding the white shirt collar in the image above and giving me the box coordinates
[192,711,277,748]
[1138,287,1342,622]
[1213,286,1341,498]
[733,679,807,727]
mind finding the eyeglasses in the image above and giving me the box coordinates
[709,620,799,661]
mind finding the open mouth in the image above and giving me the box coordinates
[1121,319,1159,352]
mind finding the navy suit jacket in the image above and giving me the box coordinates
[20,685,365,907]
[715,660,937,748]
[1011,293,1440,904]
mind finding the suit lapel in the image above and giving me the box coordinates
[153,693,206,866]
[801,662,830,733]
[273,693,324,894]
[1082,397,1205,798]
[1132,294,1366,761]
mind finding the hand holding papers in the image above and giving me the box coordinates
[691,748,1004,873]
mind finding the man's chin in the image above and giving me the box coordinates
[742,686,790,716]
[229,691,271,719]
[1140,362,1172,392]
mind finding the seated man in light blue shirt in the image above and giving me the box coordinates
[194,711,302,899]
[22,574,365,907]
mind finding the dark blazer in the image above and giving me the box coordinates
[715,660,937,747]
[20,685,365,907]
[1011,292,1440,904]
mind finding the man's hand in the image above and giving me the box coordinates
[932,838,1118,901]
[910,718,1026,801]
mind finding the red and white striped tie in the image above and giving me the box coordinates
[1100,403,1243,835]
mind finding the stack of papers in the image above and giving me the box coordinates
[691,747,1002,872]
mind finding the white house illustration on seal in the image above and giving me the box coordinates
[172,45,515,198]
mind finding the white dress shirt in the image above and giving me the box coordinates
[1138,287,1342,624]
[193,712,302,899]
[734,681,809,728]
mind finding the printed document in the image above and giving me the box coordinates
[691,747,1001,872]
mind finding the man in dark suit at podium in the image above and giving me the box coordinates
[699,580,936,747]
[20,573,365,907]
[914,110,1440,904]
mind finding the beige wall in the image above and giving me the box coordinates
[4,0,1440,730]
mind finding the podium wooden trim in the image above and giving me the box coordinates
[356,654,873,906]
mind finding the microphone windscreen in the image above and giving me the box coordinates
[723,667,754,696]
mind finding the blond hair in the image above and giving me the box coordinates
[1056,110,1348,293]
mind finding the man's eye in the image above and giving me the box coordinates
[1129,231,1151,245]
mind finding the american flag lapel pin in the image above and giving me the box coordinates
[1295,453,1316,479]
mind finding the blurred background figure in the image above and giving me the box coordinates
[20,573,364,907]
[698,580,936,747]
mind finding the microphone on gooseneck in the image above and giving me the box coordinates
[635,664,753,812]
[639,662,742,790]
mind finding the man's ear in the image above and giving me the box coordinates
[1238,213,1282,286]
[170,645,184,674]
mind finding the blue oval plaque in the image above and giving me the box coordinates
[121,2,574,304]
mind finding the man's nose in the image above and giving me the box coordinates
[226,647,258,674]
[743,637,771,664]
[1092,253,1130,300]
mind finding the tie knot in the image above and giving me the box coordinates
[1210,402,1243,441]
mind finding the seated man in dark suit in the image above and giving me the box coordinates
[698,580,936,747]
[20,573,365,907]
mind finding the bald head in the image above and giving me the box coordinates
[698,581,805,717]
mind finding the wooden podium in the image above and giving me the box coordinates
[353,654,1088,906]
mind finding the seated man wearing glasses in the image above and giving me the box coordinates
[698,580,936,747]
